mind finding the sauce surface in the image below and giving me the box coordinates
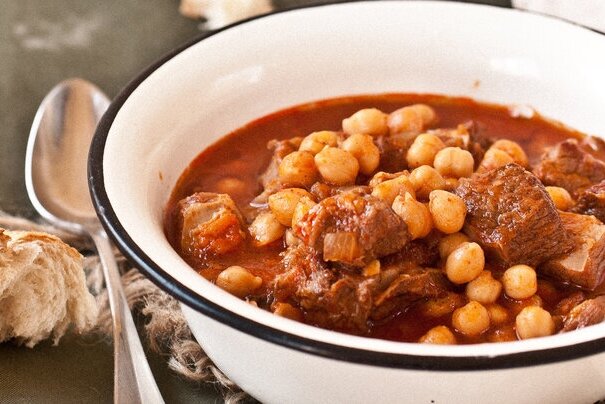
[165,94,589,343]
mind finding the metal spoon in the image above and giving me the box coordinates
[25,78,164,404]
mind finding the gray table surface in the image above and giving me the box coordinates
[0,0,509,402]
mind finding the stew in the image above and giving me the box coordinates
[165,94,605,344]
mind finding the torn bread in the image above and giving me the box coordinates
[0,229,97,347]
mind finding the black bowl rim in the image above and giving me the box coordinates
[89,0,605,371]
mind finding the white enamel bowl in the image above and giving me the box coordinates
[89,2,605,403]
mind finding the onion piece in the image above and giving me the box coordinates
[323,232,360,262]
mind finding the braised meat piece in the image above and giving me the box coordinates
[431,121,491,167]
[375,132,417,173]
[273,244,330,302]
[382,233,441,268]
[533,139,605,195]
[552,292,586,317]
[274,243,373,332]
[572,180,605,222]
[541,212,605,290]
[562,296,605,331]
[579,135,605,162]
[293,189,410,266]
[176,192,246,259]
[303,273,375,332]
[274,243,449,333]
[455,163,571,267]
[252,138,301,204]
[371,265,449,320]
[375,121,490,173]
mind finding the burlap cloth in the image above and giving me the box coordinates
[0,211,249,403]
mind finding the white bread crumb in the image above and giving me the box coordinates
[0,229,98,347]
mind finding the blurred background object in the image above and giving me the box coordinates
[179,0,273,29]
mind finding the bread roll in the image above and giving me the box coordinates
[0,229,97,347]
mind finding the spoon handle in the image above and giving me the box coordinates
[90,229,165,404]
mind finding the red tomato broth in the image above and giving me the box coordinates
[164,93,591,343]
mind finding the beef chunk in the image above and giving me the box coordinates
[431,121,491,167]
[293,190,410,266]
[572,180,605,222]
[375,132,417,173]
[371,266,449,320]
[252,138,301,205]
[303,274,374,332]
[455,163,571,266]
[176,192,245,259]
[541,212,605,290]
[273,244,330,302]
[274,244,374,332]
[562,295,605,331]
[274,243,449,333]
[382,233,441,268]
[375,121,489,173]
[533,139,605,195]
[579,135,605,162]
[553,292,586,317]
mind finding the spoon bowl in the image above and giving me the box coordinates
[25,78,109,234]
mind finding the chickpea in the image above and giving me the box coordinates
[369,170,409,187]
[215,177,246,195]
[216,266,262,298]
[341,133,381,175]
[466,271,502,304]
[443,177,460,191]
[491,139,529,167]
[487,304,509,325]
[406,133,445,168]
[438,232,471,260]
[342,108,388,137]
[392,193,433,240]
[545,186,573,211]
[502,264,538,300]
[315,146,359,185]
[371,175,416,205]
[433,147,474,179]
[291,196,316,227]
[387,104,437,135]
[278,151,318,187]
[273,302,304,321]
[452,301,490,336]
[409,165,445,200]
[445,242,485,284]
[268,188,313,226]
[516,306,555,339]
[299,131,338,155]
[249,211,286,246]
[428,190,466,234]
[419,325,457,345]
[478,148,514,172]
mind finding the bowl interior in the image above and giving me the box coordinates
[95,1,605,358]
